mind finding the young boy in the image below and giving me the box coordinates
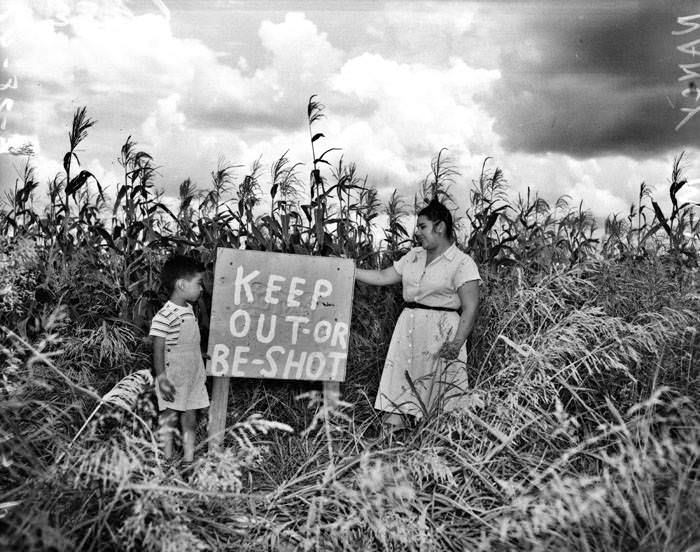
[149,255,209,462]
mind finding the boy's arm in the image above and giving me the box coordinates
[152,336,175,402]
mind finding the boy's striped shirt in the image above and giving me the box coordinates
[149,301,195,345]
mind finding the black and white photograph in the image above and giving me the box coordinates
[1,1,699,550]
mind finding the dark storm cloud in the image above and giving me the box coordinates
[486,1,700,157]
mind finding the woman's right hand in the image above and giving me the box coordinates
[157,374,176,402]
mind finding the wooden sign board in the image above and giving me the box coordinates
[206,248,355,382]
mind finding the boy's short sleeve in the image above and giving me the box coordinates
[452,255,481,290]
[149,309,177,340]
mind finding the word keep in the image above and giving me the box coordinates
[234,266,332,310]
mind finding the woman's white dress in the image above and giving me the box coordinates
[374,244,481,418]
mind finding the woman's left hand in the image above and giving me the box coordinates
[439,340,462,360]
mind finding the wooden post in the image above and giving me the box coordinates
[323,381,340,409]
[208,376,230,452]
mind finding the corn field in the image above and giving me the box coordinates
[0,102,699,551]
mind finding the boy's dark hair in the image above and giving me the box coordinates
[160,255,205,294]
[418,198,455,240]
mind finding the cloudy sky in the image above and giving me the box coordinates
[1,0,699,225]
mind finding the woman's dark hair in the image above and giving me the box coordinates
[160,255,205,294]
[418,198,454,240]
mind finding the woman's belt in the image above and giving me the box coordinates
[403,302,459,313]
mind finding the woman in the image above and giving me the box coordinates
[355,199,480,427]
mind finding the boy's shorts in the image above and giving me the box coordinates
[155,353,209,412]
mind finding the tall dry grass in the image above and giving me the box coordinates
[0,102,698,550]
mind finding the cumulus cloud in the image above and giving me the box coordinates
[140,93,186,147]
[326,53,501,201]
[7,4,336,139]
[183,12,345,133]
[259,12,343,80]
[353,3,480,67]
[497,151,697,222]
[0,4,339,195]
[1,0,698,226]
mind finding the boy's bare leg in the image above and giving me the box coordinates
[159,409,178,460]
[181,410,197,462]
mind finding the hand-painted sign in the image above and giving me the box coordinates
[206,248,355,382]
